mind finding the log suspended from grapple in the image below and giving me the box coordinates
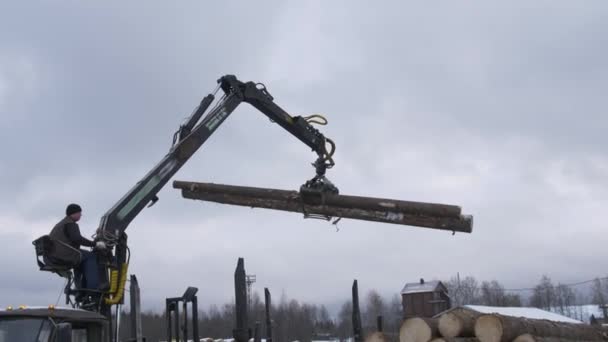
[172,181,473,233]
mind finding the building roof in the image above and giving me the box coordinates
[464,305,582,324]
[401,280,445,295]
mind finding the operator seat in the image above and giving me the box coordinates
[32,235,81,278]
[33,235,105,309]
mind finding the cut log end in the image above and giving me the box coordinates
[438,309,478,338]
[438,312,462,338]
[475,313,608,342]
[513,334,599,342]
[400,317,438,342]
[365,332,388,342]
[512,335,535,342]
[474,315,502,342]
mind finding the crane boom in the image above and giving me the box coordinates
[98,75,335,240]
[78,75,338,337]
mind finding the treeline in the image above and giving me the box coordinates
[119,290,402,341]
[119,275,608,341]
[445,276,523,307]
[445,273,608,321]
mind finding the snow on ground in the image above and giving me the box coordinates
[465,305,582,324]
[548,304,606,323]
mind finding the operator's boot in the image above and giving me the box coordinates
[79,292,102,311]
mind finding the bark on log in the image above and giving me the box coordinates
[366,332,389,342]
[513,333,600,342]
[400,317,439,342]
[173,181,473,233]
[438,309,479,338]
[474,314,608,342]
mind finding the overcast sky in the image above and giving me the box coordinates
[0,1,607,312]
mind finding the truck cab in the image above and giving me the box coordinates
[0,306,108,342]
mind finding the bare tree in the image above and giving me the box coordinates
[592,278,607,306]
[480,280,502,306]
[554,283,576,316]
[387,294,403,333]
[336,301,353,340]
[530,275,556,310]
[363,290,386,331]
[504,293,523,307]
[446,274,480,307]
[315,305,335,334]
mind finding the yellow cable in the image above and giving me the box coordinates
[104,263,128,305]
[109,270,119,294]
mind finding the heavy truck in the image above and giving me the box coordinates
[10,75,471,342]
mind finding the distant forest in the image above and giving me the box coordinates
[119,275,608,341]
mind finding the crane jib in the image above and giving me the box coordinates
[205,108,229,131]
[116,158,178,221]
[99,75,335,238]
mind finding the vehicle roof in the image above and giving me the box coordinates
[0,306,106,323]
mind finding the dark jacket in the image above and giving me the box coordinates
[50,216,95,250]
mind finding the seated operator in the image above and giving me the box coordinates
[49,204,106,290]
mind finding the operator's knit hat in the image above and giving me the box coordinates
[66,203,82,216]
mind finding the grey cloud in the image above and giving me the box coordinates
[0,1,607,310]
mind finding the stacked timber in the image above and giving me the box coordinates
[474,314,608,342]
[365,331,390,342]
[438,308,479,338]
[399,317,440,342]
[399,308,608,342]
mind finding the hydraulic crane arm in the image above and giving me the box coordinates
[98,75,336,240]
[91,76,338,335]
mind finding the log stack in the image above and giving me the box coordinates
[438,308,480,338]
[398,308,608,342]
[399,318,440,342]
[474,314,608,342]
[365,331,390,342]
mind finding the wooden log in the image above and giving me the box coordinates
[474,314,608,342]
[400,317,439,342]
[174,181,462,217]
[366,331,389,342]
[438,309,479,338]
[173,181,473,233]
[513,334,600,342]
